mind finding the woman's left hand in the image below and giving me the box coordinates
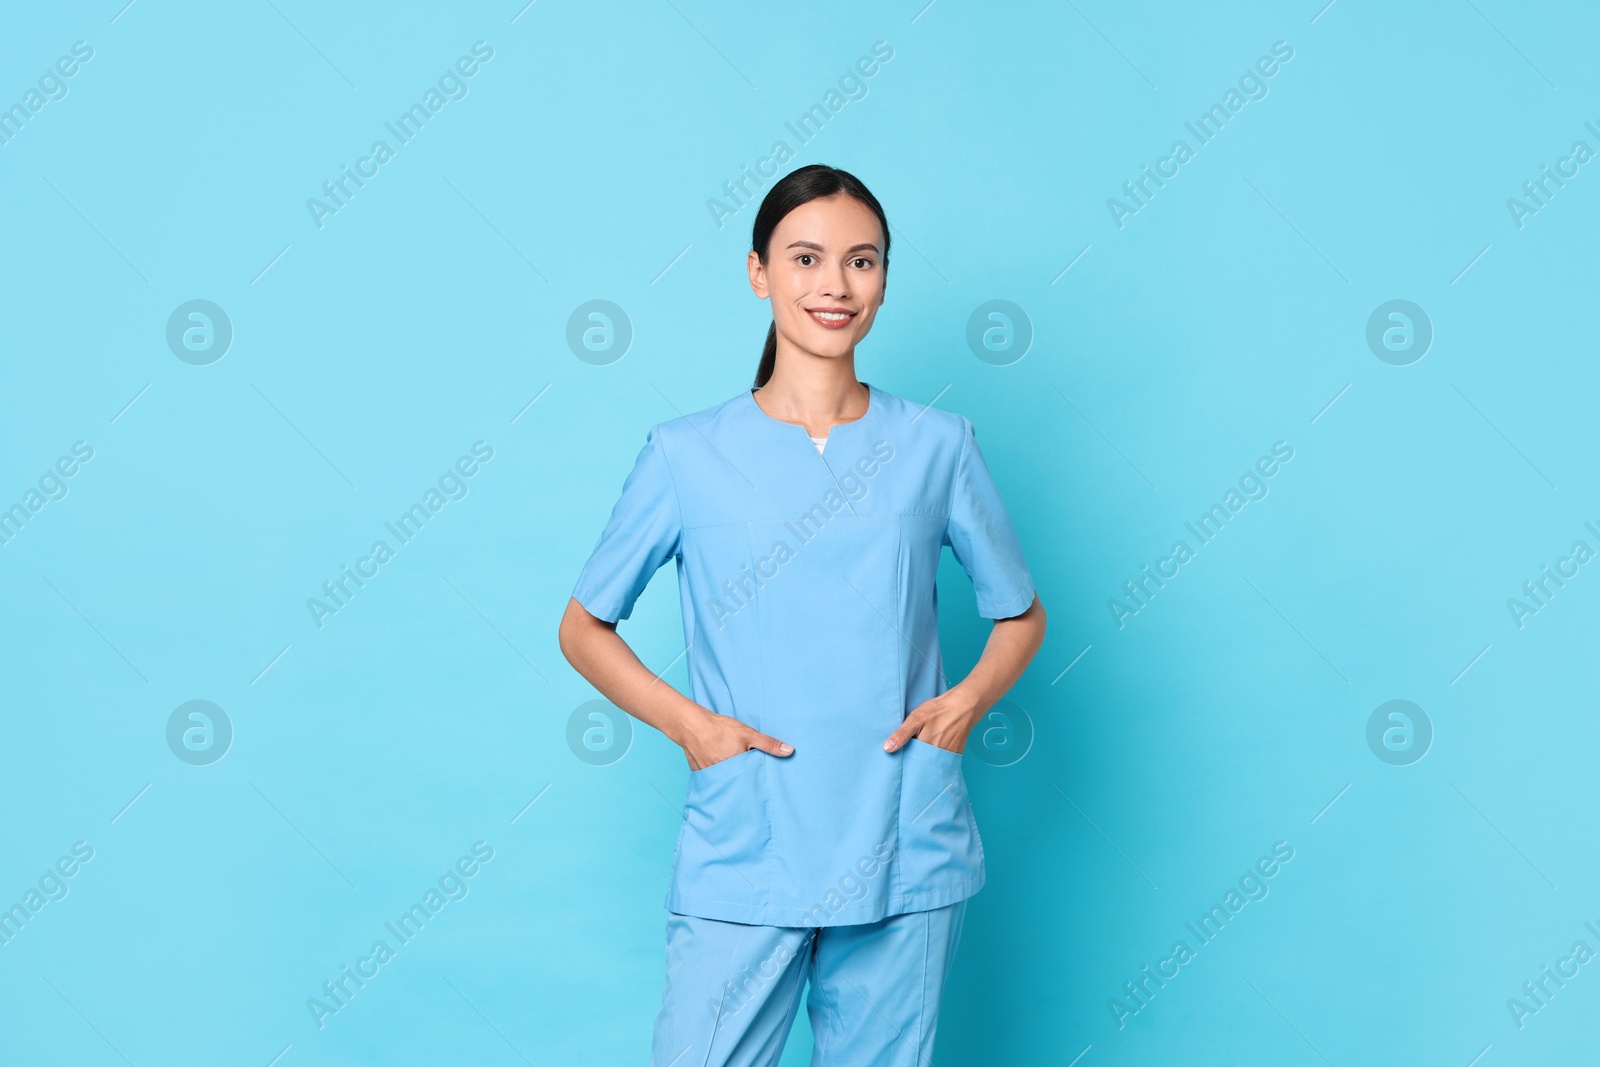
[882,691,981,754]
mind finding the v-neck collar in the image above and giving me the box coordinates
[744,381,878,450]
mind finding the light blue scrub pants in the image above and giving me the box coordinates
[651,900,967,1066]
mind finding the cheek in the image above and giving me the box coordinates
[770,270,810,304]
[861,272,885,304]
[859,282,885,317]
[775,283,810,316]
[849,306,879,335]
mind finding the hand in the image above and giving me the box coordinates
[882,691,981,754]
[679,708,793,771]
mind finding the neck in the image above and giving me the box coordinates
[754,371,868,437]
[757,338,868,429]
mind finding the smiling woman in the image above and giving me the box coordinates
[559,163,1046,1066]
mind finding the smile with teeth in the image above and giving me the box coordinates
[807,308,856,328]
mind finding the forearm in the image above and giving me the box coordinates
[558,597,706,747]
[884,594,1047,752]
[946,594,1047,720]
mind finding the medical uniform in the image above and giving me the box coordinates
[571,382,1036,1064]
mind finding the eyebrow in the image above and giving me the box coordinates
[786,240,881,254]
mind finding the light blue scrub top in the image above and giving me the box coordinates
[571,382,1037,927]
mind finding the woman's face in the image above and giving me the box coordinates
[748,194,886,364]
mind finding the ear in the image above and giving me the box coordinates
[747,250,769,299]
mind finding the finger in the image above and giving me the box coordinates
[747,731,794,756]
[882,719,921,752]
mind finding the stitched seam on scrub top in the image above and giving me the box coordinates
[944,416,971,546]
[650,420,688,557]
[742,518,777,897]
[894,516,909,899]
[815,446,858,517]
[679,511,947,533]
[662,420,695,690]
[888,516,909,906]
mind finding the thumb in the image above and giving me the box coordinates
[747,730,794,757]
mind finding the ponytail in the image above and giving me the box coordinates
[754,323,777,387]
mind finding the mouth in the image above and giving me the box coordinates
[806,307,857,330]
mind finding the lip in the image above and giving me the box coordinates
[806,307,857,329]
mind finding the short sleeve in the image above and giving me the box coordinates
[571,426,683,623]
[943,417,1036,619]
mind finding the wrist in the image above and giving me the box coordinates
[665,701,715,748]
[942,683,990,728]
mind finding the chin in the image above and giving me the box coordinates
[779,327,854,359]
[807,339,858,360]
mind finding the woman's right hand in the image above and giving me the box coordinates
[679,709,793,771]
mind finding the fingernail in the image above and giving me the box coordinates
[779,744,793,754]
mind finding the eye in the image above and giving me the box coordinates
[796,253,816,266]
[851,257,876,269]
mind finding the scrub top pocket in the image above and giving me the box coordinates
[897,738,984,891]
[689,747,761,784]
[674,749,771,900]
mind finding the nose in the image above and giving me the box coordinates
[818,259,851,300]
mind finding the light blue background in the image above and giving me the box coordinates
[3,1,1597,1064]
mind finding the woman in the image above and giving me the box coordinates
[558,164,1046,1066]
